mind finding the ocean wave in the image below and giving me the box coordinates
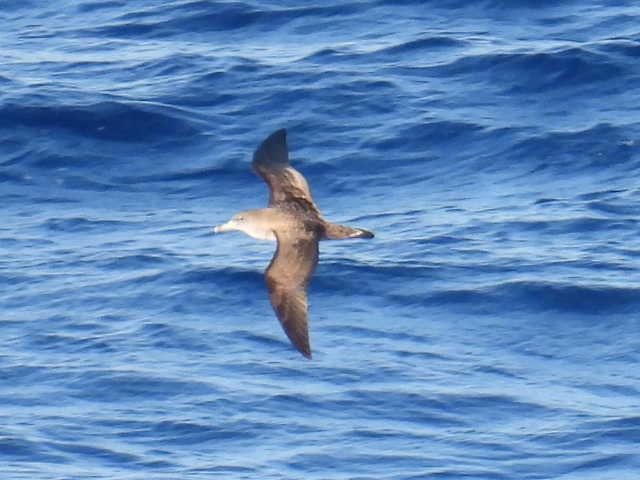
[433,47,629,93]
[27,332,117,354]
[582,416,640,443]
[76,1,126,14]
[594,39,640,59]
[112,165,242,185]
[43,216,135,233]
[315,260,640,315]
[146,419,257,444]
[0,436,66,463]
[138,321,204,342]
[181,266,263,289]
[424,281,640,314]
[587,200,640,216]
[324,324,436,345]
[43,440,140,464]
[1,101,201,143]
[505,123,639,172]
[366,120,486,154]
[373,36,470,56]
[0,170,27,184]
[489,217,639,235]
[97,252,172,271]
[68,370,215,401]
[341,389,555,428]
[88,2,366,38]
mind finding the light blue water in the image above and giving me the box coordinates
[1,1,640,479]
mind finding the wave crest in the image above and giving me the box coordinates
[2,101,201,143]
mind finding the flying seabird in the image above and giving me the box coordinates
[214,129,374,358]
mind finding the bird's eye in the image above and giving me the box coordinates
[235,216,244,222]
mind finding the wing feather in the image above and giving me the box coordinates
[265,229,319,358]
[252,129,321,216]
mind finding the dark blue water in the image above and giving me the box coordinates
[2,1,640,478]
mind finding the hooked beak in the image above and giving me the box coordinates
[213,220,234,234]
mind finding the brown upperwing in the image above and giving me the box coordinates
[252,129,322,216]
[265,227,319,358]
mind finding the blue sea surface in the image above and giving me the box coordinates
[2,1,640,479]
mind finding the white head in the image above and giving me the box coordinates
[213,210,277,241]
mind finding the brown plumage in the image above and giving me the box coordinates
[214,129,374,358]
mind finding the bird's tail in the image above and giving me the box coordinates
[324,223,374,240]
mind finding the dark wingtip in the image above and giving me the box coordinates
[263,129,287,149]
[273,128,287,139]
[253,129,289,168]
[296,341,312,359]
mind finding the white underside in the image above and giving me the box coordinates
[239,225,277,241]
[214,218,277,241]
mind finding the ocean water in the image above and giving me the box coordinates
[2,1,640,478]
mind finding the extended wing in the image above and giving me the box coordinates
[265,228,319,358]
[252,129,321,216]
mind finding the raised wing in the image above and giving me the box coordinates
[265,229,319,358]
[252,129,321,216]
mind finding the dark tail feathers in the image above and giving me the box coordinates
[324,223,374,240]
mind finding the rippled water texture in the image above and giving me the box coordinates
[2,1,640,479]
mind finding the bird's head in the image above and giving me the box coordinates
[213,212,249,234]
[213,210,277,241]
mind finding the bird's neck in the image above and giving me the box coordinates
[237,208,278,241]
[239,224,277,241]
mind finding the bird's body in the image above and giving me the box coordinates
[214,129,374,358]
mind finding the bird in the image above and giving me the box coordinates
[214,129,374,358]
